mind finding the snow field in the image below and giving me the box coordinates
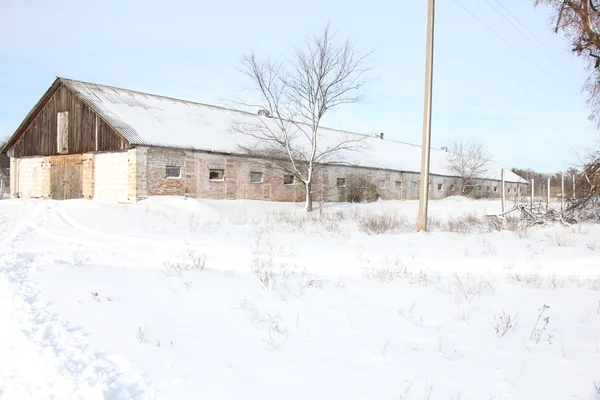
[0,196,599,399]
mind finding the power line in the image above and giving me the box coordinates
[483,0,579,83]
[491,0,575,68]
[452,0,564,84]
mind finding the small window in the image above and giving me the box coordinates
[209,169,224,181]
[449,184,456,191]
[250,172,263,183]
[337,178,346,187]
[57,111,69,153]
[283,175,295,185]
[437,183,443,191]
[486,186,491,192]
[377,180,386,189]
[395,181,402,189]
[493,186,498,192]
[166,166,181,178]
[508,188,511,193]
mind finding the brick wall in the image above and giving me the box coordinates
[146,147,186,196]
[8,146,524,203]
[173,151,520,203]
[192,153,307,202]
[320,165,407,202]
[195,152,228,199]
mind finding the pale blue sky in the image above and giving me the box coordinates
[0,0,597,173]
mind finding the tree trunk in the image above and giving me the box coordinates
[305,181,313,212]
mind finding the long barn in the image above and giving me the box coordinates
[1,78,526,202]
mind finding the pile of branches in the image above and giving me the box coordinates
[487,202,574,231]
[519,202,575,227]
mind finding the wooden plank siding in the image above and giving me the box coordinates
[9,84,127,157]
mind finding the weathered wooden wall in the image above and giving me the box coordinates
[9,84,127,157]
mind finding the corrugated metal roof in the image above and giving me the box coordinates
[59,78,525,183]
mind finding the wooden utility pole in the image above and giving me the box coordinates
[546,177,550,211]
[417,0,436,232]
[530,178,534,210]
[501,168,506,213]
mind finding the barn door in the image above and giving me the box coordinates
[50,155,83,200]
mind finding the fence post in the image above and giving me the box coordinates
[501,168,506,213]
[546,177,550,211]
[0,179,3,200]
[561,172,564,213]
[530,178,534,210]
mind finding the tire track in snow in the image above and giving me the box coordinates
[0,201,154,400]
[41,204,215,249]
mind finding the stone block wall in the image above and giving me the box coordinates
[11,156,47,198]
[82,155,95,199]
[128,147,147,201]
[93,151,129,202]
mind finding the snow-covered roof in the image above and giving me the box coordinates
[60,78,525,183]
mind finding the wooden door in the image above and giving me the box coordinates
[50,155,83,200]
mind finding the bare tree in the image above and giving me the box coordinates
[534,2,600,219]
[567,144,600,220]
[0,136,10,199]
[234,24,373,212]
[446,139,491,196]
[535,0,600,124]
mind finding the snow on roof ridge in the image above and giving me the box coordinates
[57,77,263,116]
[58,77,429,147]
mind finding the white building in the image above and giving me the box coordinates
[1,78,526,202]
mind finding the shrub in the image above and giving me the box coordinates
[358,213,410,235]
[136,324,149,344]
[346,174,378,203]
[494,310,519,337]
[529,304,551,344]
[544,232,575,247]
[164,250,207,273]
[446,212,489,233]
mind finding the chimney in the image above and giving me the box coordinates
[258,109,272,118]
[379,132,384,140]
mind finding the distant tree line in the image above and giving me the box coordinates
[0,136,9,179]
[510,167,579,197]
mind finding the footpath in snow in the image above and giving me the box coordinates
[0,201,152,400]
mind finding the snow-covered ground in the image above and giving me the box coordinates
[0,197,599,399]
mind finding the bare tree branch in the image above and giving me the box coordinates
[233,24,374,211]
[564,141,600,219]
[536,0,600,124]
[446,139,492,196]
